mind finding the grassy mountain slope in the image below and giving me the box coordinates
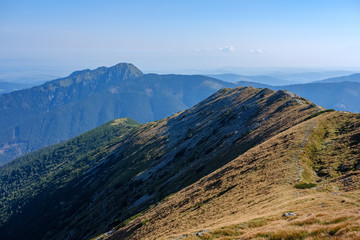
[109,111,360,240]
[0,63,235,164]
[0,118,141,233]
[0,87,322,240]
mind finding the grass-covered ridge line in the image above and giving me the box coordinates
[303,109,335,122]
[108,112,360,240]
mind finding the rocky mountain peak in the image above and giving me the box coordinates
[106,62,144,79]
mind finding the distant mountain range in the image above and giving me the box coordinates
[268,70,355,83]
[314,73,360,83]
[1,86,359,240]
[207,70,357,85]
[0,63,359,165]
[0,63,234,164]
[275,81,360,112]
[228,75,360,113]
[0,81,32,94]
[206,74,293,85]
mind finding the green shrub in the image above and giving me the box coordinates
[303,109,335,122]
[294,182,317,189]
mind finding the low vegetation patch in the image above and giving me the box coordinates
[219,88,230,93]
[114,212,143,229]
[247,218,268,228]
[257,230,308,240]
[291,217,321,226]
[182,209,360,240]
[255,223,356,240]
[294,182,317,189]
[303,109,335,122]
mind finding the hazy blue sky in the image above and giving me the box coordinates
[1,0,359,75]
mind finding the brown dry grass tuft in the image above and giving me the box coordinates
[240,211,360,240]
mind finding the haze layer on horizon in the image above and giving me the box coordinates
[1,0,359,77]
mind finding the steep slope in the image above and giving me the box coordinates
[0,63,235,164]
[109,111,360,240]
[0,118,141,229]
[0,87,322,240]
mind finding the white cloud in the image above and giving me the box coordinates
[249,49,263,54]
[219,46,235,52]
[194,46,235,53]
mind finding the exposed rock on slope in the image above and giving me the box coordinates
[109,111,360,240]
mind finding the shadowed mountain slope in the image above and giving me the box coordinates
[0,118,141,231]
[0,87,322,240]
[0,63,235,164]
[109,111,360,240]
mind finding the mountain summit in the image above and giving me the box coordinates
[67,62,143,81]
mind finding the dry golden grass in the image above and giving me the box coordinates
[240,210,360,240]
[109,112,360,240]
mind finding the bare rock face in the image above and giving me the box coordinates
[282,212,296,217]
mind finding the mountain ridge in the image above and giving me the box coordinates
[0,86,323,240]
[109,111,360,240]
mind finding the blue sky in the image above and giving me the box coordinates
[0,0,359,75]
